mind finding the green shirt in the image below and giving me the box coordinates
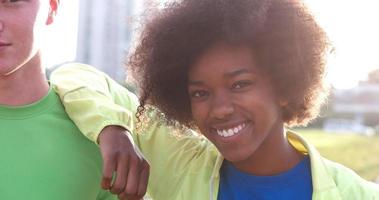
[0,88,116,200]
[51,63,379,200]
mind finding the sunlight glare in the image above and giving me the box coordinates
[305,0,379,89]
[41,1,79,69]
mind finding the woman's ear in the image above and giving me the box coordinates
[279,99,288,107]
[279,100,288,107]
[46,0,59,25]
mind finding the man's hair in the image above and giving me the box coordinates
[129,0,330,128]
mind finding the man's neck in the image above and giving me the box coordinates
[0,59,49,106]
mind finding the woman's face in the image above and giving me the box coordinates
[188,43,284,164]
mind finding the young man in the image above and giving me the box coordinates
[0,1,148,199]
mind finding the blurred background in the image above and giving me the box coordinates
[45,0,379,182]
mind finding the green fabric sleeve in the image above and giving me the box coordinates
[50,63,138,144]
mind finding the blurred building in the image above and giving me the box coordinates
[333,84,379,114]
[326,82,379,132]
[76,0,135,82]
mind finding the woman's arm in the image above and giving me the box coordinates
[50,63,211,199]
[50,63,148,199]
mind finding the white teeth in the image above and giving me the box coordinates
[222,130,228,136]
[215,123,246,138]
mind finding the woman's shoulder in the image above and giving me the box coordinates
[322,158,379,199]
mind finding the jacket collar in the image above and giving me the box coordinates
[287,132,342,199]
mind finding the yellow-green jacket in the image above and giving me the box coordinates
[50,63,379,200]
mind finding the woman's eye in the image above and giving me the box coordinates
[232,81,253,90]
[190,90,209,98]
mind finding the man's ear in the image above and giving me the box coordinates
[46,0,59,25]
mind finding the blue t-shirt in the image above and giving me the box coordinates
[218,156,313,200]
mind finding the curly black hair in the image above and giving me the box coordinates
[128,0,330,128]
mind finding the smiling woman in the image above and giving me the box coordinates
[128,1,330,193]
[50,0,379,199]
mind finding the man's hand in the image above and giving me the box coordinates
[98,125,150,200]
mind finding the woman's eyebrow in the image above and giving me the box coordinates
[188,80,204,86]
[224,68,253,78]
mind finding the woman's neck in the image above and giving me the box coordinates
[232,126,304,176]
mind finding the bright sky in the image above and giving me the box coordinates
[43,0,379,89]
[305,0,379,89]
